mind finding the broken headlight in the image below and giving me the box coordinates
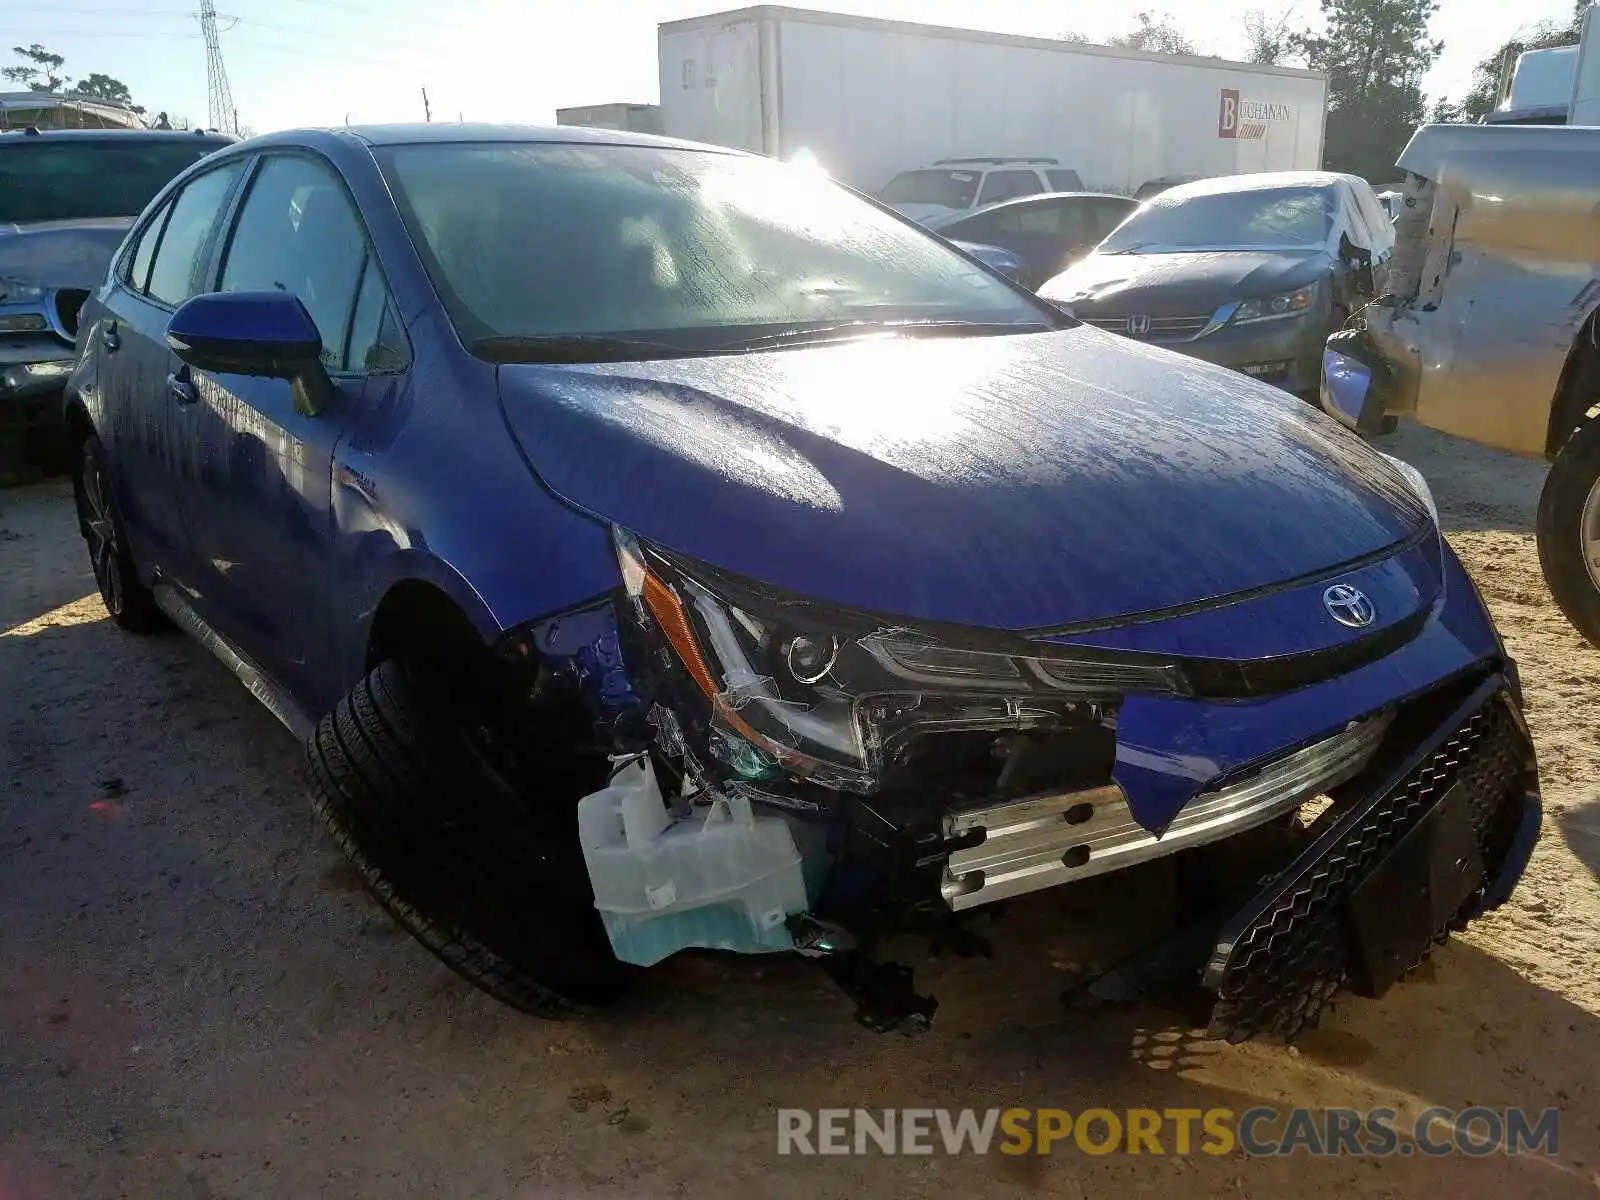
[613,528,1190,792]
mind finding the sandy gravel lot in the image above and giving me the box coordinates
[3,423,1599,1199]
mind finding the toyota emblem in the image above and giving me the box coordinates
[1126,314,1152,336]
[1322,583,1376,628]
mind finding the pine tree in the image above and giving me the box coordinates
[1295,0,1442,182]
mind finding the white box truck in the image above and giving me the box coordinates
[658,5,1329,197]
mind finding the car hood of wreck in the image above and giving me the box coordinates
[497,325,1431,633]
[1042,248,1331,317]
[0,216,133,290]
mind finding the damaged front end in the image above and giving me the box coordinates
[516,526,1540,1040]
[1320,122,1600,459]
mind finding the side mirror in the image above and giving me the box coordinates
[167,291,334,416]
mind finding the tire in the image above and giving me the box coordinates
[74,435,165,633]
[304,657,631,1016]
[1536,406,1600,650]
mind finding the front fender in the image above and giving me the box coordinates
[328,339,623,702]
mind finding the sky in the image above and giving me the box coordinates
[4,0,1583,133]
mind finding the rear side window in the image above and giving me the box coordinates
[124,199,173,294]
[878,168,980,209]
[1046,169,1084,191]
[146,162,244,306]
[220,154,370,371]
[977,170,1044,207]
[0,137,233,223]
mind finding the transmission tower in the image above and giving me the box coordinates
[198,0,237,134]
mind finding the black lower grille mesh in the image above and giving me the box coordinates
[1206,691,1529,1043]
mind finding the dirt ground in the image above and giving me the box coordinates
[2,422,1599,1199]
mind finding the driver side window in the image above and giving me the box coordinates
[218,154,406,373]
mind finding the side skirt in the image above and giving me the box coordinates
[152,582,316,742]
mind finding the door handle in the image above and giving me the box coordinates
[166,370,198,405]
[101,322,120,353]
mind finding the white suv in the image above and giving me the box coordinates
[878,157,1085,225]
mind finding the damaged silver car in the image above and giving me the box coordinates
[1320,122,1600,647]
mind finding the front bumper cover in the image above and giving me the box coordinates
[0,333,75,402]
[1204,673,1537,1041]
[531,526,1529,1037]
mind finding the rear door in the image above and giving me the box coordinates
[171,150,407,700]
[94,159,246,582]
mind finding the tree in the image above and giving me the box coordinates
[71,72,142,113]
[1107,11,1197,56]
[1294,0,1441,182]
[1436,2,1587,123]
[1243,9,1299,66]
[2,43,70,92]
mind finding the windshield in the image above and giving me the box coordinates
[877,168,981,210]
[1100,185,1333,253]
[379,143,1048,348]
[0,138,232,222]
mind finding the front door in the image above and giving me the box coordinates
[170,151,407,704]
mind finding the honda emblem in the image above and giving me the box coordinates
[1126,314,1152,337]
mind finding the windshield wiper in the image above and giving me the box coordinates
[715,318,1052,352]
[470,334,700,364]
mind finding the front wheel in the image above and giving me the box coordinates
[304,657,632,1017]
[1536,407,1600,649]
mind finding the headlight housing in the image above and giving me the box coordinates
[613,528,1189,792]
[1229,284,1317,326]
[0,278,46,306]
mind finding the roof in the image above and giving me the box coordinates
[1397,122,1600,181]
[1154,171,1355,202]
[0,126,235,143]
[330,121,733,153]
[659,5,1327,82]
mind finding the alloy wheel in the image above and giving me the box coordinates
[1584,473,1600,594]
[82,453,125,617]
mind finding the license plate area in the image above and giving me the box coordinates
[1346,779,1485,996]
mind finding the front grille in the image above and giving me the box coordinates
[1083,314,1212,343]
[1203,684,1531,1043]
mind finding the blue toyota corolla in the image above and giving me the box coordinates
[63,124,1540,1039]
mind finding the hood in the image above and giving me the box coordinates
[886,201,959,226]
[0,216,133,290]
[1041,249,1330,317]
[497,328,1429,633]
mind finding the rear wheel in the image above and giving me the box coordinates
[304,657,631,1016]
[1536,406,1600,649]
[74,435,164,633]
